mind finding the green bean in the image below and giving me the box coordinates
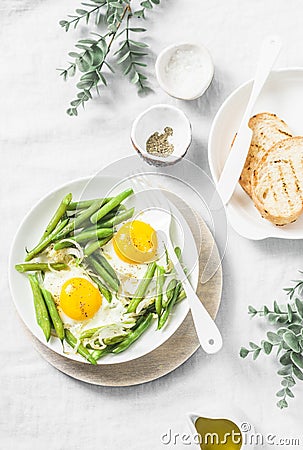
[155,265,165,316]
[162,279,177,308]
[158,282,181,330]
[84,236,112,257]
[25,219,68,261]
[174,246,182,261]
[64,329,97,365]
[98,207,135,228]
[40,193,72,241]
[15,262,68,273]
[88,256,119,292]
[40,286,64,340]
[103,334,129,346]
[127,262,157,313]
[67,198,112,211]
[56,199,105,241]
[176,289,186,304]
[90,188,133,224]
[73,228,113,243]
[96,253,120,285]
[112,313,153,354]
[28,274,51,341]
[80,326,105,340]
[53,228,113,250]
[90,275,112,303]
[174,245,188,275]
[91,346,113,361]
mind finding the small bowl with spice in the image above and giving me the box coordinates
[131,104,192,166]
[155,42,214,100]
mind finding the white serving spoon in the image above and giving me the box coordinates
[132,177,223,354]
[216,35,282,205]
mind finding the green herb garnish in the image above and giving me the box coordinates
[240,272,303,410]
[58,0,161,116]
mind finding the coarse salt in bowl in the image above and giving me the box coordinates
[155,43,214,100]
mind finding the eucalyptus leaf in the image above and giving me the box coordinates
[277,365,292,376]
[283,331,300,352]
[295,297,303,319]
[279,351,292,366]
[276,389,285,397]
[239,347,249,358]
[290,352,303,369]
[262,341,273,355]
[293,365,303,380]
[267,331,281,344]
[253,348,261,360]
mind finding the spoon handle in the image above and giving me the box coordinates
[168,243,223,354]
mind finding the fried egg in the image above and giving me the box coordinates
[101,213,167,297]
[43,265,128,336]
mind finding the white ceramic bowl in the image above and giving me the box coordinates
[209,67,303,240]
[131,104,192,165]
[155,43,214,100]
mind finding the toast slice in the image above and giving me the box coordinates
[251,137,303,225]
[239,112,292,196]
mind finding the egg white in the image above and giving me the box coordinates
[101,211,167,298]
[43,264,129,337]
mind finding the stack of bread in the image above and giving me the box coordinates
[239,112,303,226]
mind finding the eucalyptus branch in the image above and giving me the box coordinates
[115,12,149,92]
[58,0,160,115]
[240,272,303,410]
[59,1,107,31]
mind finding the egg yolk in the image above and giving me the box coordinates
[60,277,102,321]
[113,220,158,264]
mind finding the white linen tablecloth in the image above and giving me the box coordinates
[1,1,303,448]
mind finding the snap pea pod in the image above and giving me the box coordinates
[90,275,112,303]
[64,329,97,365]
[84,236,112,257]
[88,256,119,292]
[55,199,105,241]
[40,193,72,241]
[158,282,181,330]
[127,262,157,313]
[98,207,135,228]
[28,274,51,341]
[155,265,165,316]
[40,286,64,340]
[162,279,177,308]
[90,189,134,224]
[25,219,68,262]
[15,262,68,273]
[96,253,120,286]
[53,228,112,250]
[112,313,153,354]
[67,198,112,211]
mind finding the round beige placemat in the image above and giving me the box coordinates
[30,194,222,386]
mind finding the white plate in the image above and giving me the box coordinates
[9,177,199,365]
[209,67,303,240]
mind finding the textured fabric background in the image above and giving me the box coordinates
[1,1,303,449]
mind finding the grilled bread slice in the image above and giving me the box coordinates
[239,112,292,197]
[251,137,303,225]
